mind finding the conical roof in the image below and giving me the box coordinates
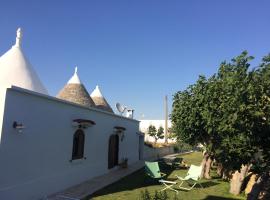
[90,85,114,113]
[0,28,48,95]
[57,67,95,107]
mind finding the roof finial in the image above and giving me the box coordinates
[67,66,81,84]
[15,28,22,47]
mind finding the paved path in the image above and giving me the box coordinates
[162,151,194,158]
[47,161,145,200]
[47,151,193,200]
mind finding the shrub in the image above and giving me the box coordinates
[139,189,179,200]
[139,189,151,200]
[173,141,193,153]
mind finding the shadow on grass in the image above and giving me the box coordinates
[175,181,220,193]
[202,195,240,200]
[89,162,175,198]
[200,181,220,188]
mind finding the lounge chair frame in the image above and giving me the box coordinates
[159,180,178,193]
[175,164,203,191]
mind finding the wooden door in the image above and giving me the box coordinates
[108,134,119,169]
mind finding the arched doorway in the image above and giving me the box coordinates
[108,134,119,169]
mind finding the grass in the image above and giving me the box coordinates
[90,152,246,200]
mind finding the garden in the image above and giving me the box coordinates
[91,152,245,200]
[92,51,270,200]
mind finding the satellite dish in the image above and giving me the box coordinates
[116,103,127,115]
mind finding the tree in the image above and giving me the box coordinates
[147,125,157,143]
[171,75,214,179]
[147,125,164,144]
[171,51,270,195]
[157,126,165,142]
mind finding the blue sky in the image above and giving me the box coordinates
[0,0,270,119]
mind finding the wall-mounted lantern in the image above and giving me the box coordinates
[13,121,26,133]
[72,119,96,129]
[114,126,126,141]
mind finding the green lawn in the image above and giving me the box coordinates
[90,152,246,200]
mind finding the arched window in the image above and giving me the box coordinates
[72,129,85,160]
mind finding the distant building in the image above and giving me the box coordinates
[140,119,175,143]
[0,29,142,200]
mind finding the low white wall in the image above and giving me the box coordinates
[0,87,140,200]
[144,135,176,144]
[139,120,172,133]
[139,120,176,144]
[143,145,175,160]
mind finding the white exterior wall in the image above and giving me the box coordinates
[0,87,7,142]
[139,120,175,143]
[0,86,139,200]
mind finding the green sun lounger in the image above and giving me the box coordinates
[145,161,166,179]
[145,161,178,193]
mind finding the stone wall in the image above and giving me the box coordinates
[143,145,175,160]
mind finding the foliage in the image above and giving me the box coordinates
[139,189,177,200]
[253,53,270,172]
[167,127,175,139]
[148,125,157,138]
[171,51,270,173]
[139,189,151,200]
[157,126,165,140]
[173,140,194,153]
[148,125,164,143]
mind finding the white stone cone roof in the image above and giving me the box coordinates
[90,85,114,113]
[0,28,48,95]
[57,67,95,107]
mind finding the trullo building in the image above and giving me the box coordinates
[0,29,141,200]
[91,85,114,113]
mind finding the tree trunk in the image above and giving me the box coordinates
[258,173,270,200]
[211,159,216,168]
[222,169,232,180]
[217,163,224,177]
[245,174,258,195]
[248,171,270,200]
[204,156,212,179]
[200,153,207,178]
[247,175,264,200]
[200,152,212,179]
[230,164,250,195]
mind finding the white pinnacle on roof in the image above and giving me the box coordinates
[0,28,48,95]
[91,85,103,97]
[90,85,114,113]
[68,67,81,84]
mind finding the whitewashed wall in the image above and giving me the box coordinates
[0,86,139,200]
[139,120,175,143]
[0,87,7,142]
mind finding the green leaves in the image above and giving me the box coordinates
[157,126,164,139]
[171,51,270,172]
[148,125,157,137]
[147,125,164,143]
